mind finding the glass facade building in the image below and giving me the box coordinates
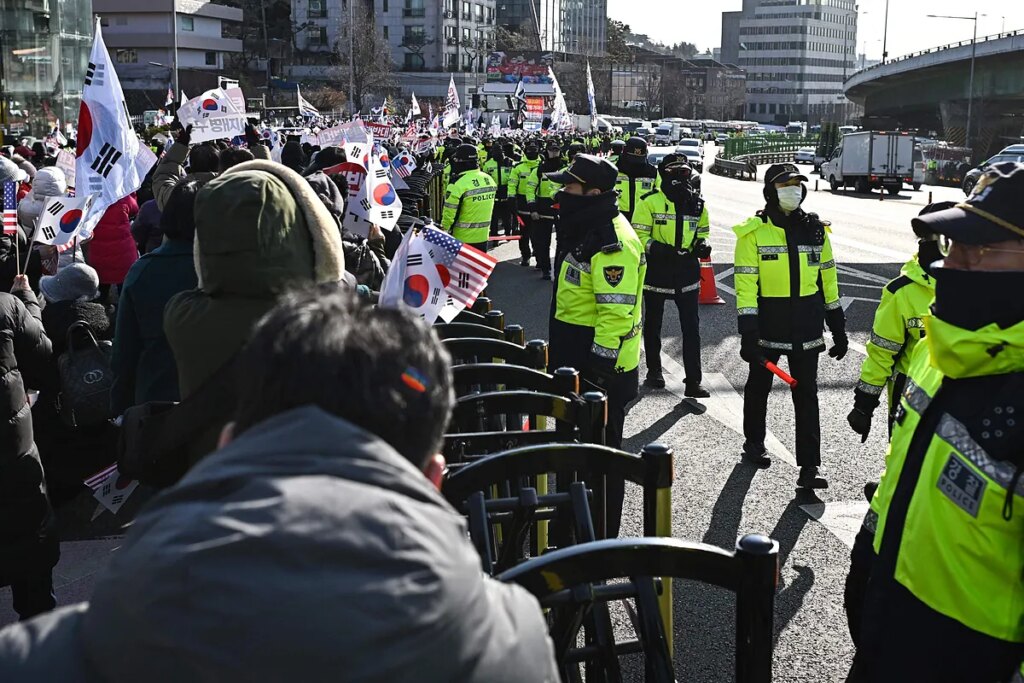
[0,0,93,143]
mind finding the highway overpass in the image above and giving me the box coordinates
[845,30,1024,159]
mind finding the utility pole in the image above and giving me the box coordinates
[260,0,271,93]
[348,0,355,115]
[967,11,978,153]
[172,3,180,98]
[881,0,890,63]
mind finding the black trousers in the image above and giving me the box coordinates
[531,219,553,273]
[643,288,702,384]
[515,198,532,260]
[491,196,509,235]
[585,367,638,539]
[742,350,820,467]
[11,573,55,621]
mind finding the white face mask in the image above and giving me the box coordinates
[776,185,803,212]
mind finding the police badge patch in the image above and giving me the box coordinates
[603,266,624,287]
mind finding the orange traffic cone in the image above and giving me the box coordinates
[698,257,725,305]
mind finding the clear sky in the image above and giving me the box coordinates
[607,0,1024,62]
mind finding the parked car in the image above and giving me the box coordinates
[962,153,1024,194]
[997,144,1024,155]
[793,147,816,164]
[647,146,677,168]
[674,147,704,173]
[715,133,730,145]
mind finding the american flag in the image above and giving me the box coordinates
[392,151,416,179]
[422,226,497,307]
[2,182,18,235]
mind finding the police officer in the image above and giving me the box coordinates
[632,155,710,397]
[482,140,515,236]
[441,136,462,188]
[847,202,951,443]
[441,144,497,251]
[846,161,1024,682]
[553,142,588,268]
[615,137,657,221]
[546,154,645,537]
[529,139,563,279]
[508,139,541,266]
[733,163,846,489]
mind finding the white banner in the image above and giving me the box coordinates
[55,150,76,189]
[177,87,248,143]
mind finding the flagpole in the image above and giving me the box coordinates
[171,5,180,101]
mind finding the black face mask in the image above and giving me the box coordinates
[917,239,943,275]
[525,150,539,160]
[932,265,1024,331]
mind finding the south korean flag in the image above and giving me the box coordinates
[75,19,156,240]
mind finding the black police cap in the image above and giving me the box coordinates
[765,163,808,185]
[545,153,618,192]
[912,161,1024,245]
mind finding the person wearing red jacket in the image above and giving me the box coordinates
[86,194,139,302]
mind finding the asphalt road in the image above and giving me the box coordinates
[0,148,969,681]
[480,146,967,682]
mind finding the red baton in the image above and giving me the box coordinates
[762,360,798,388]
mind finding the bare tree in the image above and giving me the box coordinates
[399,32,435,71]
[334,4,394,112]
[302,85,348,113]
[638,70,662,118]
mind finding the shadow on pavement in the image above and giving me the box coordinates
[770,494,820,645]
[623,399,703,453]
[701,462,758,550]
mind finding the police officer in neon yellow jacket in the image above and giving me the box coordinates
[508,140,541,266]
[733,163,847,489]
[547,154,646,536]
[441,144,496,251]
[614,137,657,221]
[631,155,711,396]
[844,162,1024,682]
[847,204,951,443]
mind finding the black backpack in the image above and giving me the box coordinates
[56,320,114,428]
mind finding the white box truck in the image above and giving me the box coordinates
[821,131,917,195]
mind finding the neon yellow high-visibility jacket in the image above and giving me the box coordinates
[615,171,657,220]
[481,158,513,200]
[508,157,539,204]
[554,214,647,372]
[856,257,935,409]
[631,188,709,293]
[441,168,497,245]
[868,316,1024,643]
[732,210,842,352]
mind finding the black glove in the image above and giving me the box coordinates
[177,124,193,147]
[244,122,262,148]
[740,333,761,365]
[829,332,849,360]
[692,239,712,259]
[648,240,674,258]
[847,407,872,443]
[587,354,618,391]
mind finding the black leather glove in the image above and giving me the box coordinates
[588,354,618,391]
[177,124,193,147]
[692,239,712,259]
[847,407,872,443]
[829,332,849,360]
[740,333,761,365]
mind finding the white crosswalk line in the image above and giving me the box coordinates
[799,500,870,549]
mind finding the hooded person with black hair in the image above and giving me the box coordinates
[631,155,711,397]
[732,163,846,490]
[614,137,657,222]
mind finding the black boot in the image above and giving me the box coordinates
[684,381,710,398]
[741,442,771,468]
[798,466,829,489]
[644,370,666,389]
[863,481,878,501]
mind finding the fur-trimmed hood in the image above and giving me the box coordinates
[192,159,345,295]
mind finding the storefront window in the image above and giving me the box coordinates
[0,0,92,142]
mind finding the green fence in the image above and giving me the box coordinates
[721,136,820,161]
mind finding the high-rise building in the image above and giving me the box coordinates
[720,0,857,124]
[495,0,604,54]
[92,0,244,100]
[0,0,93,139]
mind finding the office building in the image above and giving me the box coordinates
[720,0,857,124]
[494,0,604,55]
[92,0,244,100]
[562,0,606,55]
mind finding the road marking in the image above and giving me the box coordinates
[829,232,913,262]
[836,264,891,285]
[660,355,797,467]
[800,500,869,549]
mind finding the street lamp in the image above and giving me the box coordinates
[881,0,890,63]
[927,13,979,152]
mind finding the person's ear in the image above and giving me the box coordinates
[423,454,445,491]
[217,422,236,450]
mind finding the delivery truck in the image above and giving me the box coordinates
[820,131,917,195]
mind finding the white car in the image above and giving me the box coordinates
[794,147,816,164]
[673,147,704,173]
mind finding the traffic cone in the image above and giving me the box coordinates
[698,256,725,305]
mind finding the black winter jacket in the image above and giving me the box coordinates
[0,289,57,586]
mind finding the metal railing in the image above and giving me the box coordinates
[848,28,1024,82]
[721,136,819,161]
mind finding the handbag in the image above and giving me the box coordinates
[56,321,114,428]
